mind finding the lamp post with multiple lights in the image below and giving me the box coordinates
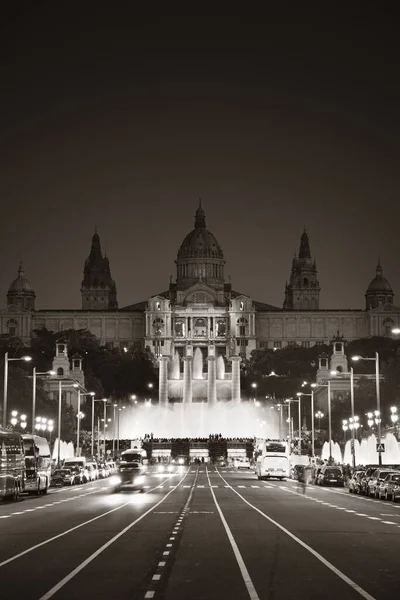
[32,368,55,432]
[10,410,27,430]
[352,352,382,465]
[311,380,332,463]
[3,353,32,427]
[91,398,107,458]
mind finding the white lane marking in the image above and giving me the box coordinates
[206,468,259,600]
[251,486,260,488]
[367,517,381,521]
[238,486,246,488]
[163,551,170,556]
[152,574,161,580]
[0,516,10,519]
[145,592,155,599]
[382,521,397,525]
[197,485,205,488]
[37,471,192,600]
[215,470,377,600]
[355,514,368,517]
[158,561,166,567]
[0,472,187,569]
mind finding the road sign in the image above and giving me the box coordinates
[376,443,385,452]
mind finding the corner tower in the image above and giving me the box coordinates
[81,230,118,310]
[283,229,320,310]
[175,201,225,292]
[7,262,36,310]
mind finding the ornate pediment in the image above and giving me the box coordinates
[182,282,217,306]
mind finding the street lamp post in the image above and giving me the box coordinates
[315,410,324,430]
[117,405,126,454]
[390,407,398,439]
[311,380,332,463]
[297,390,315,457]
[75,389,95,457]
[32,369,55,433]
[331,367,356,468]
[2,353,32,427]
[352,352,382,466]
[92,398,107,458]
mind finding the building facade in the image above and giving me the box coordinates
[1,203,400,360]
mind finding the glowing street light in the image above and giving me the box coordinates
[352,352,381,464]
[390,406,398,439]
[315,410,324,430]
[10,410,27,429]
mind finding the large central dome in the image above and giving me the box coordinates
[175,202,225,291]
[177,203,224,260]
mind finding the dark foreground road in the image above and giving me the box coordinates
[1,465,400,599]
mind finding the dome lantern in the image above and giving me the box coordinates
[7,262,36,310]
[365,258,394,309]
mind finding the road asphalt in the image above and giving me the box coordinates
[1,465,399,599]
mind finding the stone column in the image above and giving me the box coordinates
[207,345,217,406]
[231,356,241,403]
[183,345,193,404]
[158,356,169,407]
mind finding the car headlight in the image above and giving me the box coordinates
[109,475,122,486]
[134,475,145,485]
[178,458,184,465]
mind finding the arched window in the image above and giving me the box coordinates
[216,319,226,337]
[93,278,98,287]
[335,343,342,352]
[239,301,244,311]
[57,367,64,377]
[383,317,394,336]
[303,278,308,286]
[336,366,343,373]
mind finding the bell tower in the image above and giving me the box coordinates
[52,340,70,379]
[283,229,320,310]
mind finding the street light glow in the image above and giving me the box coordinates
[351,355,361,361]
[22,355,32,361]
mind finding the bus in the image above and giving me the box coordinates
[255,439,290,481]
[0,429,25,501]
[22,434,52,495]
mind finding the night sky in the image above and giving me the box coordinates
[0,8,399,311]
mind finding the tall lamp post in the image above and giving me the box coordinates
[352,353,382,466]
[3,353,32,427]
[315,410,324,431]
[295,393,303,456]
[311,380,332,463]
[32,369,55,432]
[297,390,315,457]
[117,404,126,454]
[284,398,295,451]
[91,398,107,458]
[390,407,398,439]
[330,367,356,468]
[57,381,78,466]
[74,389,95,456]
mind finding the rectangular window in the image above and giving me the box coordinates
[288,341,298,348]
[273,341,282,349]
[315,341,325,346]
[301,341,310,348]
[259,341,268,348]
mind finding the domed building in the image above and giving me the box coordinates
[1,202,399,402]
[365,259,394,309]
[7,262,36,311]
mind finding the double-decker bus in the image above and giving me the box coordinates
[255,439,290,481]
[0,429,25,500]
[22,434,52,495]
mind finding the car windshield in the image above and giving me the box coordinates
[325,469,341,476]
[121,453,142,462]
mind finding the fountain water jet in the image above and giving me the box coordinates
[193,348,204,379]
[216,355,225,380]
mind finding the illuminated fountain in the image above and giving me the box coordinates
[116,343,283,438]
[321,433,400,465]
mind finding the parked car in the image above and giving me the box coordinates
[367,469,399,498]
[316,465,344,487]
[377,472,400,500]
[348,470,365,494]
[50,468,81,486]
